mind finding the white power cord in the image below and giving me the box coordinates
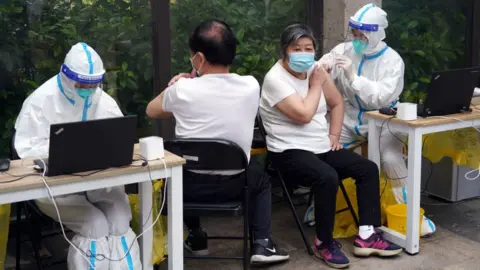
[38,157,168,268]
[434,116,480,181]
[38,158,93,268]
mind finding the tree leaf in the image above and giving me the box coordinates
[419,77,431,84]
[414,50,426,57]
[407,20,418,29]
[236,28,245,41]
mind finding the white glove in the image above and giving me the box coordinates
[318,53,334,73]
[335,55,355,82]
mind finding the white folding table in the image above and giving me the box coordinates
[0,146,185,270]
[365,108,480,254]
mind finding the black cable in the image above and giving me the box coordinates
[70,169,108,177]
[421,135,433,194]
[0,172,42,184]
[381,118,434,195]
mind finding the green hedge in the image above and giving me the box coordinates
[384,0,467,102]
[0,0,469,156]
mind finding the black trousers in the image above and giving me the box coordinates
[183,162,271,239]
[269,149,381,244]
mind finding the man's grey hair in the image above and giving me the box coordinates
[280,24,317,58]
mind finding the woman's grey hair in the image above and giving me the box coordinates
[280,24,317,58]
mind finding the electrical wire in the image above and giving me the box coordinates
[379,117,435,195]
[0,171,42,184]
[38,156,168,265]
[433,115,480,181]
[378,117,408,182]
[37,157,94,268]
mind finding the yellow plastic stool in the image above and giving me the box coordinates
[386,204,424,236]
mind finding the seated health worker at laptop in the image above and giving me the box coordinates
[14,43,141,269]
[146,19,290,265]
[260,24,402,269]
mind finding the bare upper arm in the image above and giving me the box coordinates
[274,93,312,124]
[146,90,173,119]
[322,76,343,107]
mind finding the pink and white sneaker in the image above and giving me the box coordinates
[353,232,403,257]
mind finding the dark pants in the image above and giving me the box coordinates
[183,162,271,239]
[269,149,381,244]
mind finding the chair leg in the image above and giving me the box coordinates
[277,170,314,255]
[307,191,314,207]
[24,204,43,270]
[339,181,360,227]
[16,203,21,270]
[243,187,249,270]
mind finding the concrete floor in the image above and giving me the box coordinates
[5,193,480,270]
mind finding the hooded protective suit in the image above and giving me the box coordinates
[317,3,435,236]
[14,42,141,269]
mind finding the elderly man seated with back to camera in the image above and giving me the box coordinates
[146,19,290,265]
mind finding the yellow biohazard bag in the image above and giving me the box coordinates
[422,128,480,170]
[0,204,11,269]
[129,181,168,265]
[333,177,397,238]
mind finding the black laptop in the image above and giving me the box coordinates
[418,67,480,117]
[35,115,137,176]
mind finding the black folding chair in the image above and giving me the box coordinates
[255,114,360,255]
[164,138,250,270]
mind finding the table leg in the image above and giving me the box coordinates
[406,128,422,254]
[368,119,381,168]
[139,180,153,270]
[168,166,183,270]
[369,118,408,247]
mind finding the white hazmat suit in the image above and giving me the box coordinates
[318,3,435,236]
[14,42,141,269]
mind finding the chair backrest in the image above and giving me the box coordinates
[164,138,248,171]
[10,131,20,160]
[255,113,268,140]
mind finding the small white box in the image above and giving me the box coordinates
[139,136,165,160]
[397,102,417,121]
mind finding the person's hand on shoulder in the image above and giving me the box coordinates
[309,64,328,89]
[329,134,342,151]
[168,70,196,86]
[334,55,355,82]
[318,53,334,73]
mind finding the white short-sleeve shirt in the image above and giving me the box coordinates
[259,62,331,154]
[162,73,260,160]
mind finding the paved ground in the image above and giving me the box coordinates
[5,193,480,269]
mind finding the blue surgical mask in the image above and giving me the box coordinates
[352,39,368,54]
[76,88,95,99]
[288,52,315,73]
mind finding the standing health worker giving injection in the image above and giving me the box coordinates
[317,3,435,237]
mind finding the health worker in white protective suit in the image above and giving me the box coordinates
[318,3,436,237]
[14,42,141,269]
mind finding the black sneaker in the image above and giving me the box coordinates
[184,229,209,256]
[250,239,290,265]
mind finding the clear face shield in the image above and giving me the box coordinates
[61,64,104,99]
[343,19,379,55]
[325,19,378,81]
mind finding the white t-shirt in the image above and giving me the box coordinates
[260,62,331,154]
[163,73,260,161]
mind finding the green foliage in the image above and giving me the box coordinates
[0,0,306,157]
[1,0,468,157]
[384,0,468,102]
[170,0,307,84]
[0,0,154,156]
